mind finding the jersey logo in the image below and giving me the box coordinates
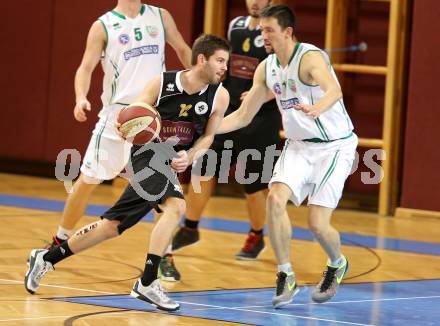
[179,104,192,117]
[146,25,159,38]
[280,98,300,110]
[123,45,159,61]
[166,83,175,92]
[113,23,121,30]
[273,82,282,95]
[271,68,276,76]
[288,79,297,92]
[195,101,209,115]
[119,34,130,45]
[242,37,251,53]
[254,35,264,48]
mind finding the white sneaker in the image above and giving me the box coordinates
[130,278,180,311]
[24,249,54,294]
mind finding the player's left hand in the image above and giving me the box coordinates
[171,150,189,173]
[293,103,322,119]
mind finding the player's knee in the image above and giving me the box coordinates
[100,220,121,238]
[308,218,328,237]
[164,199,186,221]
[266,190,286,215]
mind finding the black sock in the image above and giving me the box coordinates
[250,228,263,235]
[54,236,65,245]
[43,241,74,265]
[141,253,162,286]
[184,218,199,229]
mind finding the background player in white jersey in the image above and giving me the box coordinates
[217,5,357,308]
[43,1,191,274]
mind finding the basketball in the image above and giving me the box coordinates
[117,102,161,145]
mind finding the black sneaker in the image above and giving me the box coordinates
[235,232,265,260]
[172,227,200,251]
[159,254,181,282]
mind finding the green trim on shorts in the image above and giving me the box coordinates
[303,132,353,143]
[95,118,108,165]
[313,150,340,196]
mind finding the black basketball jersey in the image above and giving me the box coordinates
[155,71,221,152]
[223,16,277,116]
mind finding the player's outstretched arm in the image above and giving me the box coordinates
[161,8,192,69]
[217,61,269,134]
[293,51,342,119]
[134,75,162,107]
[187,86,230,165]
[73,21,106,122]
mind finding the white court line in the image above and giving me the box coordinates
[193,294,440,311]
[177,300,372,326]
[0,310,148,323]
[0,278,117,295]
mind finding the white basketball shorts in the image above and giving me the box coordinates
[80,113,132,180]
[269,133,358,209]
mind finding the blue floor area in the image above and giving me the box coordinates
[1,193,440,256]
[50,279,440,325]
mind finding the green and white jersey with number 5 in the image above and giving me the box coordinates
[265,42,353,142]
[98,4,165,112]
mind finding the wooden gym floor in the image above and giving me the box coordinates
[0,173,439,325]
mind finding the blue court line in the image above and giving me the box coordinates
[49,279,440,326]
[1,193,440,256]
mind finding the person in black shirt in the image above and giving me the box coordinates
[24,34,231,312]
[172,0,281,260]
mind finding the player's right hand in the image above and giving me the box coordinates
[74,99,91,122]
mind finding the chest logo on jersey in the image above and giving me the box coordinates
[146,25,159,38]
[119,34,130,45]
[242,37,251,53]
[254,35,264,48]
[287,79,297,92]
[273,82,282,95]
[166,83,175,92]
[195,101,209,115]
[124,45,159,61]
[280,98,300,110]
[179,104,192,117]
[113,23,122,30]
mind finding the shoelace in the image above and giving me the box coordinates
[152,281,170,302]
[242,234,261,252]
[275,272,287,296]
[319,267,337,292]
[44,237,62,250]
[35,262,53,280]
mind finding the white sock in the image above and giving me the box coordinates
[165,244,173,255]
[277,263,293,274]
[329,255,345,268]
[56,226,73,240]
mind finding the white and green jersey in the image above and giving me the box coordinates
[265,42,353,141]
[98,4,165,115]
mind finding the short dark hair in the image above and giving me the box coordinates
[260,5,296,30]
[191,34,231,65]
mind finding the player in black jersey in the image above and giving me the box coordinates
[172,0,281,260]
[24,34,231,312]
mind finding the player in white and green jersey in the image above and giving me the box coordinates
[217,5,356,307]
[45,1,191,273]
